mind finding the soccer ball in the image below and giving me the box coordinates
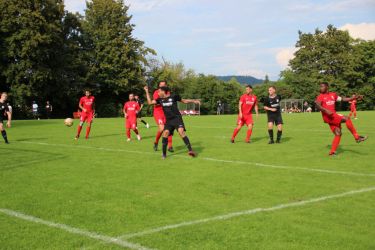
[64,118,74,127]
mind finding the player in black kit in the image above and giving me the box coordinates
[263,86,283,144]
[0,92,12,144]
[134,94,150,128]
[144,86,200,159]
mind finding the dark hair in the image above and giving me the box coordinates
[320,82,329,86]
[159,86,170,92]
[245,85,253,89]
[269,86,276,90]
[85,89,91,93]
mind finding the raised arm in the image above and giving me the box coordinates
[144,86,157,105]
[341,95,363,102]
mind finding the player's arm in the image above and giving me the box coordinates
[264,105,276,112]
[6,110,11,128]
[315,100,333,116]
[238,101,243,118]
[123,105,127,118]
[255,101,259,117]
[78,100,86,112]
[341,95,363,102]
[144,86,157,105]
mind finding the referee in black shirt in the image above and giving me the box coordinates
[263,86,283,144]
[144,86,200,159]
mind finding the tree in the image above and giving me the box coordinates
[83,0,155,98]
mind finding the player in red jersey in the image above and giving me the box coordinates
[349,95,358,119]
[123,93,141,141]
[152,81,173,152]
[315,82,367,156]
[231,85,259,143]
[75,90,95,140]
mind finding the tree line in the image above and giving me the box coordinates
[1,1,374,118]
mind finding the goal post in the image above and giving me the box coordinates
[177,101,201,116]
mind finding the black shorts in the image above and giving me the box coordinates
[136,112,142,119]
[164,117,186,135]
[267,113,283,125]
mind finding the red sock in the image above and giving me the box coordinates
[155,131,162,144]
[76,126,82,137]
[168,135,173,148]
[330,135,341,154]
[134,128,139,135]
[232,128,240,140]
[354,111,357,118]
[85,126,91,139]
[126,128,131,138]
[345,119,359,140]
[246,129,253,142]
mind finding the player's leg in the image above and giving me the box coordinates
[0,122,9,144]
[245,123,253,143]
[177,127,196,157]
[76,114,86,139]
[267,122,274,144]
[231,118,243,143]
[154,116,164,150]
[353,109,357,119]
[342,115,367,142]
[329,125,342,156]
[85,113,94,139]
[133,123,141,141]
[162,129,170,159]
[276,124,283,143]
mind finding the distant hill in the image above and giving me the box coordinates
[216,75,264,85]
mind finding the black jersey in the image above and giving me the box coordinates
[264,95,282,114]
[135,99,144,106]
[0,101,9,120]
[156,95,182,120]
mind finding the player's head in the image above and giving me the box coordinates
[0,92,7,101]
[129,93,135,101]
[85,90,91,97]
[134,94,139,100]
[268,86,276,96]
[319,82,329,93]
[159,86,170,98]
[245,85,253,94]
[159,81,167,88]
[46,101,50,104]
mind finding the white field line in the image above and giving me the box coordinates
[1,156,66,170]
[119,186,375,239]
[20,141,375,178]
[0,208,152,250]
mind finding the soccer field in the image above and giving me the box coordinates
[1,112,375,250]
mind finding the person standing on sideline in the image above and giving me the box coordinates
[32,101,39,120]
[0,92,11,144]
[45,101,53,119]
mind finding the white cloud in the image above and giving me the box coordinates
[340,23,375,40]
[127,0,173,12]
[275,47,297,68]
[64,0,86,13]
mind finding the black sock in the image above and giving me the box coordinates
[268,129,274,141]
[2,130,8,143]
[141,120,147,125]
[162,137,168,156]
[183,136,193,151]
[277,130,282,141]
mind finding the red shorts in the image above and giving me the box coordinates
[80,112,94,123]
[351,107,356,112]
[237,115,253,126]
[126,118,137,129]
[154,114,166,126]
[325,113,344,132]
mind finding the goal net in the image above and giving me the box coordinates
[177,101,201,116]
[280,99,304,113]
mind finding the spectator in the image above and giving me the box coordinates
[217,100,223,115]
[45,101,53,119]
[32,101,39,120]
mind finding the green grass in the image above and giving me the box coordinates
[0,112,374,249]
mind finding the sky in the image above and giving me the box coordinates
[65,0,375,80]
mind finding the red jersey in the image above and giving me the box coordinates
[349,99,357,109]
[124,101,140,118]
[79,96,95,113]
[240,94,257,115]
[153,90,164,116]
[316,92,339,123]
